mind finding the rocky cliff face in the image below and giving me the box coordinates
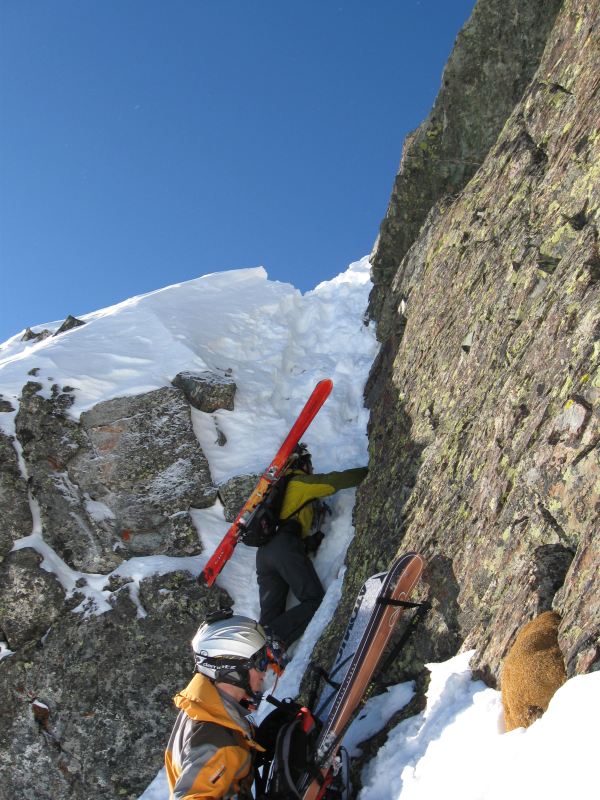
[0,377,232,800]
[319,0,599,696]
[368,0,563,336]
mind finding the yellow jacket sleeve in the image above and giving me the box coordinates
[280,467,367,537]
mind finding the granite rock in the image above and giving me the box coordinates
[0,548,66,650]
[172,370,236,413]
[0,573,230,800]
[69,387,217,557]
[0,429,32,555]
[316,0,600,690]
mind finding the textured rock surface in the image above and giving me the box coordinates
[15,382,120,573]
[172,370,237,413]
[317,0,600,689]
[218,473,261,521]
[4,381,216,592]
[1,379,225,796]
[0,573,230,800]
[0,548,66,649]
[0,428,31,554]
[368,0,563,337]
[69,387,217,557]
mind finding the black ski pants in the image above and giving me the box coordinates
[256,525,325,647]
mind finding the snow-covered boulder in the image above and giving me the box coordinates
[15,381,119,573]
[71,386,217,557]
[172,369,236,412]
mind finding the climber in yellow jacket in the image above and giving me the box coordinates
[256,444,367,647]
[165,612,277,799]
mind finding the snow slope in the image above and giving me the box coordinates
[359,652,599,800]
[1,258,381,794]
[2,260,595,800]
[0,259,377,621]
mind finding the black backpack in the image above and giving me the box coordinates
[239,473,295,547]
[254,700,321,800]
[254,700,348,800]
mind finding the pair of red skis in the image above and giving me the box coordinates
[201,379,334,586]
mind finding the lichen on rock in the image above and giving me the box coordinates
[319,0,600,695]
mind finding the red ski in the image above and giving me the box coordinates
[201,379,333,586]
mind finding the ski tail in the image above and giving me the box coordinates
[201,379,333,586]
[314,571,387,720]
[299,552,426,800]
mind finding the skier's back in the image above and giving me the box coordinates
[256,445,367,647]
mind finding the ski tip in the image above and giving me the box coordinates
[399,551,425,566]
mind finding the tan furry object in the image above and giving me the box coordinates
[501,611,567,732]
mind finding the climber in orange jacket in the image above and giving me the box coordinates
[165,612,280,799]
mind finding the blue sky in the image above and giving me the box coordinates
[0,0,474,342]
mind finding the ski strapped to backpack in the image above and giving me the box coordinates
[201,379,333,586]
[237,471,294,548]
[257,552,428,800]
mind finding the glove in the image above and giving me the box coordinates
[263,627,290,675]
[304,531,325,554]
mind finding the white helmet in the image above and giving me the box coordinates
[192,611,268,695]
